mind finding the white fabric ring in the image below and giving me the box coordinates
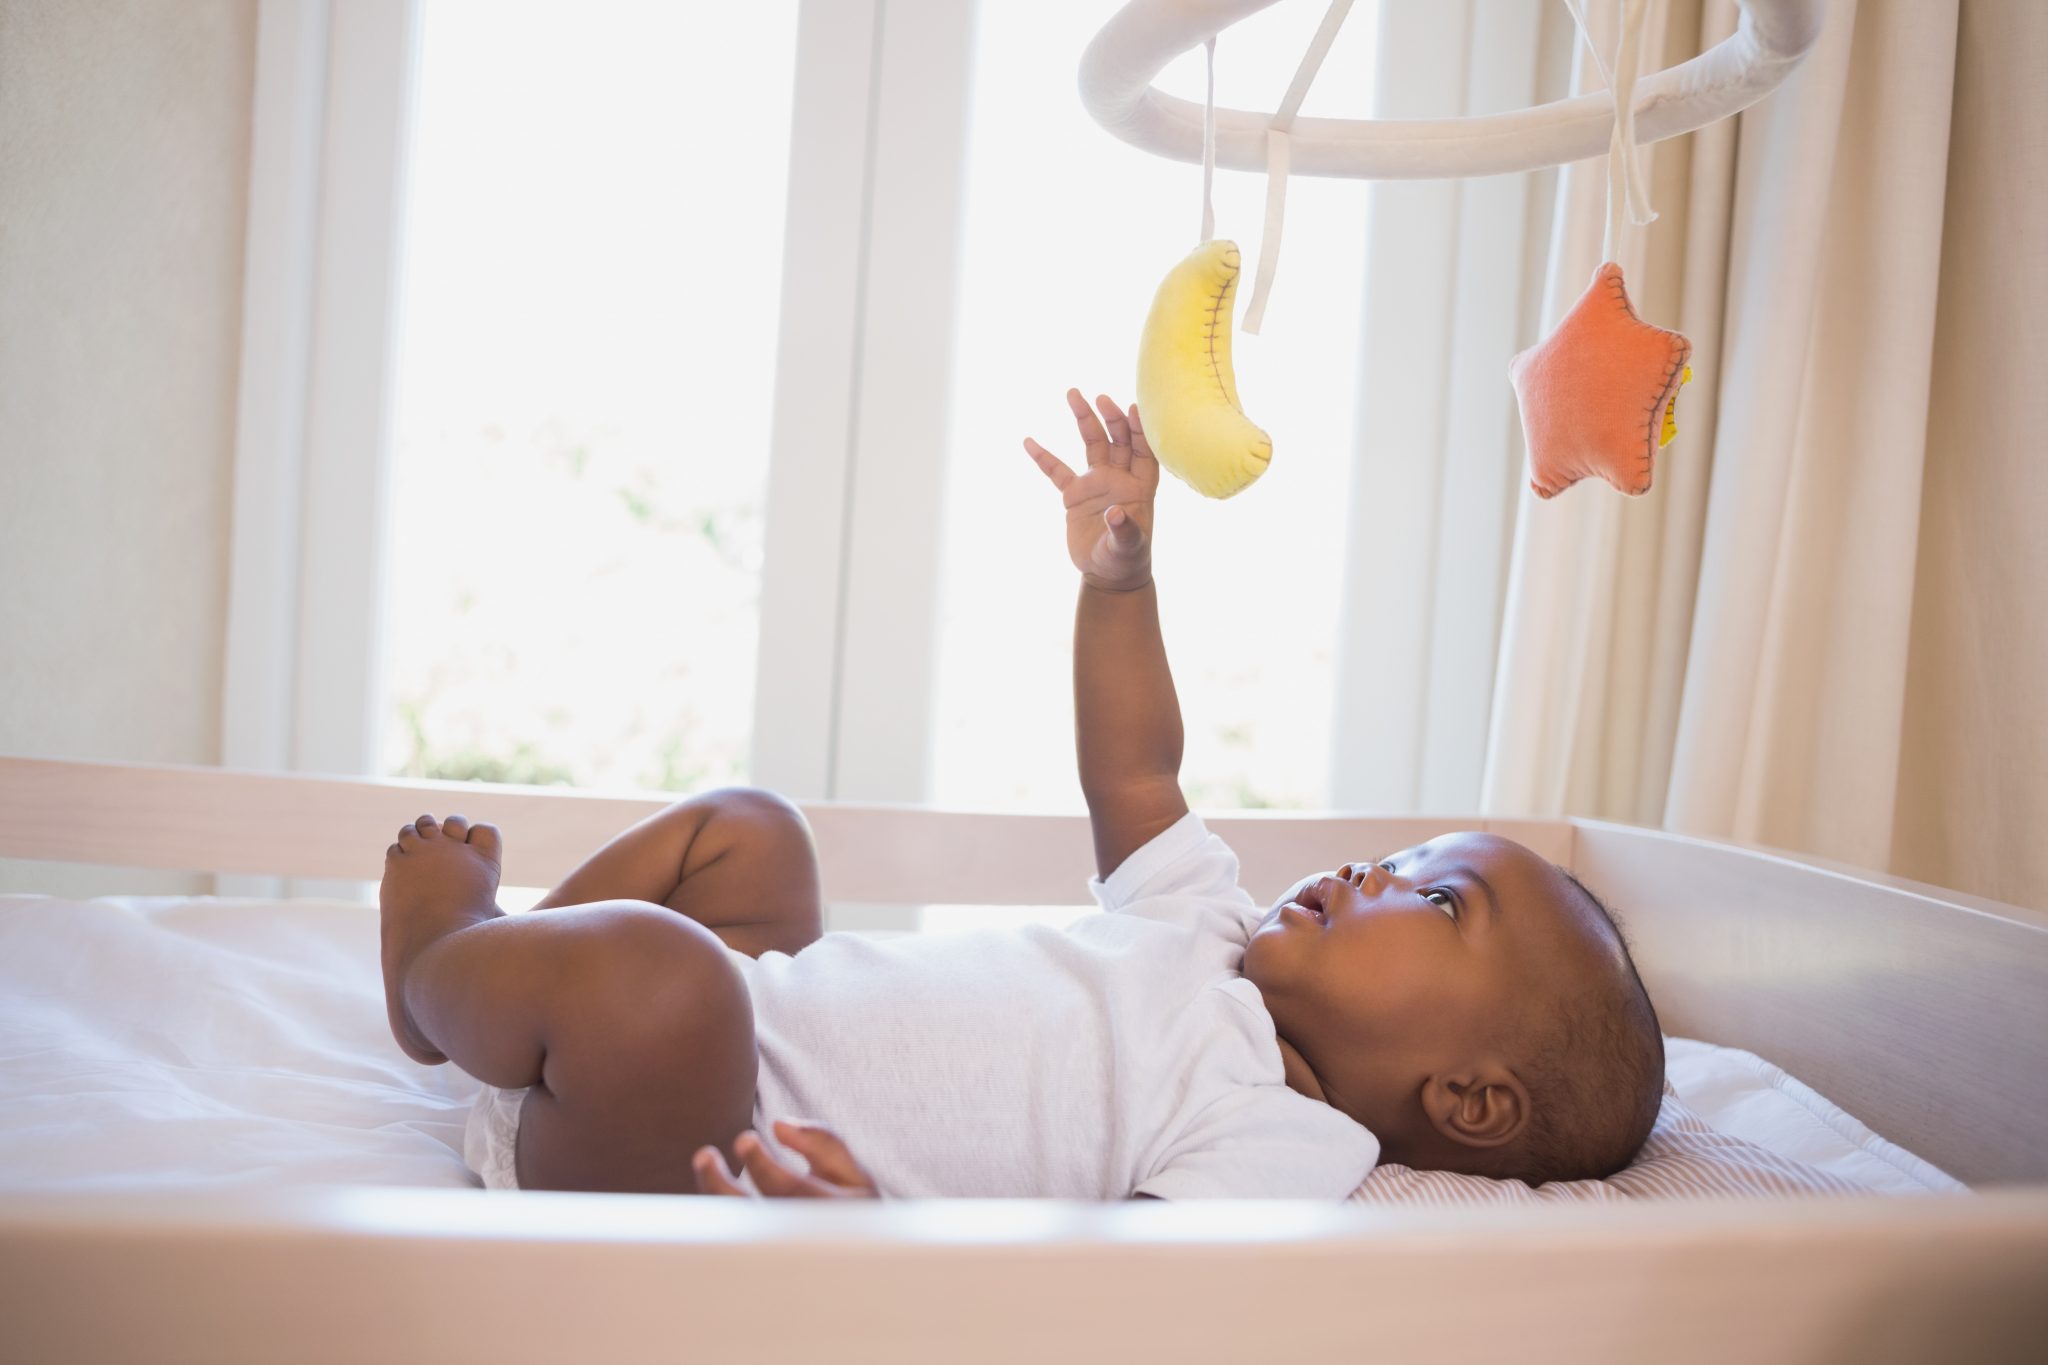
[1080,0,1824,181]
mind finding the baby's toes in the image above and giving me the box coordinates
[464,821,503,864]
[415,813,440,838]
[396,820,423,850]
[440,814,470,841]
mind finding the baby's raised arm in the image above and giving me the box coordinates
[1025,389,1191,878]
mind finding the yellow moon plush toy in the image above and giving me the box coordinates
[1135,239,1272,499]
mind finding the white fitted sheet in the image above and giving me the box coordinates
[0,894,482,1189]
[0,893,1964,1194]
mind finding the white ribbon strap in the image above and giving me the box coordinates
[1200,36,1217,244]
[1241,0,1356,335]
[1564,0,1657,261]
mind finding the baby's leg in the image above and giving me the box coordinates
[381,815,755,1193]
[530,787,823,959]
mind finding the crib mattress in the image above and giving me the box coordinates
[0,892,1963,1195]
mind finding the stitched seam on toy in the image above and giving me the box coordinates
[1203,259,1233,406]
[1202,257,1268,476]
[1639,350,1686,470]
[1602,269,1680,351]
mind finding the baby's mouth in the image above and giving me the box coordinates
[1283,883,1328,925]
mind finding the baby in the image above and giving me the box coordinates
[378,388,1665,1199]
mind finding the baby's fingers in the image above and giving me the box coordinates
[735,1129,821,1198]
[772,1119,877,1194]
[1125,404,1160,493]
[1066,386,1112,462]
[1127,403,1156,465]
[1095,395,1132,471]
[1106,505,1143,549]
[693,1145,751,1197]
[1024,437,1076,491]
[1083,506,1151,591]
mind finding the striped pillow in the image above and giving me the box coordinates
[1351,1086,1874,1205]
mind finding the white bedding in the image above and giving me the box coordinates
[0,893,1965,1195]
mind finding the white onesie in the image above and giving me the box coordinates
[465,812,1380,1199]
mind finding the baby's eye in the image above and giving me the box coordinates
[1425,889,1457,918]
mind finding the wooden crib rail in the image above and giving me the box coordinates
[4,1186,2046,1364]
[0,755,1570,904]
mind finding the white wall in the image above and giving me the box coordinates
[0,0,258,897]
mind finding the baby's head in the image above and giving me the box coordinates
[1244,832,1663,1184]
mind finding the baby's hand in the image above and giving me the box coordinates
[1024,388,1159,593]
[693,1119,879,1199]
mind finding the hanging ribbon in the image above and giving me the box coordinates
[1240,0,1357,335]
[1199,36,1217,244]
[1563,0,1657,260]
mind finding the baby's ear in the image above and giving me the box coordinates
[1421,1067,1530,1149]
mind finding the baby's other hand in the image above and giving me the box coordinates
[694,1119,879,1199]
[1024,388,1159,592]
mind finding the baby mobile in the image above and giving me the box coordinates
[1079,0,1822,501]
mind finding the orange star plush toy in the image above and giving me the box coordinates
[1510,261,1692,499]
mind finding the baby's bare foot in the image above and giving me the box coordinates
[380,812,505,1065]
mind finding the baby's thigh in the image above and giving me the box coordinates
[512,901,756,1194]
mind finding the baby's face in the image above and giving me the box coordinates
[1243,832,1618,1143]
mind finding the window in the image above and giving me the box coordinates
[380,0,800,792]
[254,0,1550,912]
[929,0,1382,813]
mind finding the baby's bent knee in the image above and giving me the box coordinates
[683,786,811,841]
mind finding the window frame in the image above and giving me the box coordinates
[750,0,978,803]
[222,0,423,900]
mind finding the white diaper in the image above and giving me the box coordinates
[462,1082,528,1190]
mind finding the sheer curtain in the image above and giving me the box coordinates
[1481,0,2045,908]
[1329,0,1573,813]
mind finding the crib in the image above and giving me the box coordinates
[1,754,2044,1363]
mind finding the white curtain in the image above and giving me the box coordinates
[1477,0,2048,905]
[1331,0,1572,813]
[1888,1,2048,910]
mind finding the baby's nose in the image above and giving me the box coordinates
[1338,861,1388,891]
